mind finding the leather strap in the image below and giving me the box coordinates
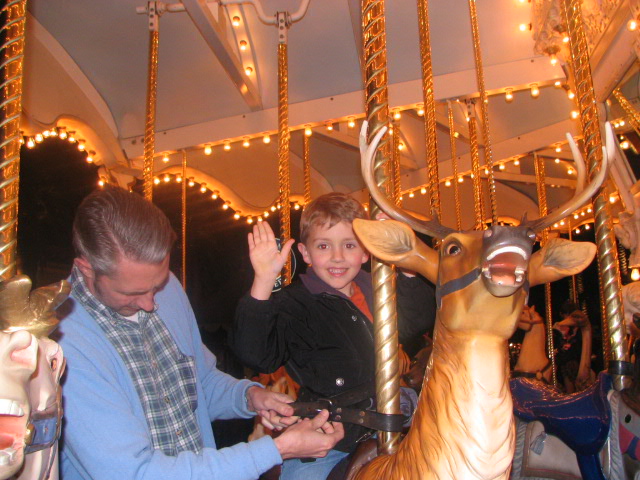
[290,400,406,432]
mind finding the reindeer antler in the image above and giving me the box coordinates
[360,121,456,239]
[523,122,612,232]
[0,275,71,338]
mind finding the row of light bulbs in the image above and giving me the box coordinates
[21,127,97,163]
[148,172,307,223]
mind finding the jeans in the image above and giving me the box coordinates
[280,449,349,480]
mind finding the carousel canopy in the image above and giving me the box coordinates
[21,0,639,228]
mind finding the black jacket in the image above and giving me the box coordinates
[230,268,436,452]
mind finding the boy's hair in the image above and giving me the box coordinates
[299,192,367,244]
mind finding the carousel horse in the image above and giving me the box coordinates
[331,121,605,480]
[513,305,595,392]
[0,276,70,480]
[513,306,553,384]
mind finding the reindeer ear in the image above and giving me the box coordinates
[353,218,439,282]
[528,238,596,286]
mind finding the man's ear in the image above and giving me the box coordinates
[74,257,95,282]
[297,243,311,266]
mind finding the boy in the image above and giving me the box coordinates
[231,192,436,479]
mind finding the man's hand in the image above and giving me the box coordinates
[246,386,298,430]
[273,410,345,460]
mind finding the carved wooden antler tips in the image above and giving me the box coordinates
[0,275,71,337]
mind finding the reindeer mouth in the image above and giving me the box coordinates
[481,246,528,296]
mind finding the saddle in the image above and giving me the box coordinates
[510,372,613,480]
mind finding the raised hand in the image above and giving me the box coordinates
[248,221,295,300]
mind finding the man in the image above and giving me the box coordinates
[57,186,343,480]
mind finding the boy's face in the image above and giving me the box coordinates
[298,220,369,296]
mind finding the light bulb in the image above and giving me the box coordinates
[584,224,590,230]
[567,90,575,99]
[555,158,560,164]
[239,40,247,51]
[26,138,35,148]
[245,66,253,75]
[514,159,520,166]
[571,110,579,119]
[304,126,312,136]
[530,84,540,98]
[326,123,333,131]
[243,137,250,148]
[417,105,425,116]
[563,36,570,43]
[505,88,514,102]
[204,145,212,155]
[555,145,562,153]
[567,168,574,175]
[263,134,271,144]
[393,111,401,120]
[420,187,427,194]
[628,19,638,31]
[458,176,464,183]
[560,220,565,226]
[223,203,230,210]
[164,175,170,183]
[234,213,241,220]
[621,140,630,149]
[398,143,405,151]
[224,142,231,151]
[247,217,254,224]
[188,178,195,187]
[154,177,160,185]
[35,133,43,143]
[200,183,207,193]
[445,179,451,187]
[632,268,640,281]
[176,176,182,183]
[554,80,562,87]
[211,191,218,199]
[409,191,414,198]
[550,54,558,66]
[232,16,240,27]
[348,117,355,128]
[499,163,506,170]
[575,228,580,234]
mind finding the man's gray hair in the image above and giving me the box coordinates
[73,186,177,275]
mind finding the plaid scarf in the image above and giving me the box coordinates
[70,267,203,456]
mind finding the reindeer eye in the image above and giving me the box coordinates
[445,243,461,256]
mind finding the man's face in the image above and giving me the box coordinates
[298,220,369,296]
[79,255,170,316]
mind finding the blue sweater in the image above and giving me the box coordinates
[57,273,281,480]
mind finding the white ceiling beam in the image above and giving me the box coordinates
[120,57,563,158]
[181,0,263,110]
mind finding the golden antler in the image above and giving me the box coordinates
[0,275,70,337]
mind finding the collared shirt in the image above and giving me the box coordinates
[69,266,203,456]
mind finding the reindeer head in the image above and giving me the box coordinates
[355,122,606,339]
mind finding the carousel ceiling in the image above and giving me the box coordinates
[21,0,640,229]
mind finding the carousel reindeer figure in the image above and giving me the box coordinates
[0,276,70,480]
[345,122,607,480]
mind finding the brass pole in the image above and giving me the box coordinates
[362,0,400,454]
[303,133,311,205]
[562,0,628,390]
[568,220,578,304]
[0,0,27,280]
[613,88,640,138]
[143,19,159,202]
[447,101,462,231]
[391,121,401,205]
[181,150,187,287]
[417,0,440,220]
[277,40,292,286]
[534,153,558,387]
[468,0,497,224]
[468,107,483,230]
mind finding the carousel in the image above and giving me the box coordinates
[1,0,640,479]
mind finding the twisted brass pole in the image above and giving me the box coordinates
[417,0,440,220]
[613,88,640,138]
[468,0,497,224]
[447,101,462,230]
[0,0,26,280]
[468,108,483,230]
[362,0,400,454]
[534,153,558,387]
[181,150,187,287]
[277,42,292,286]
[303,133,311,205]
[562,0,628,390]
[391,121,401,205]
[143,26,159,202]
